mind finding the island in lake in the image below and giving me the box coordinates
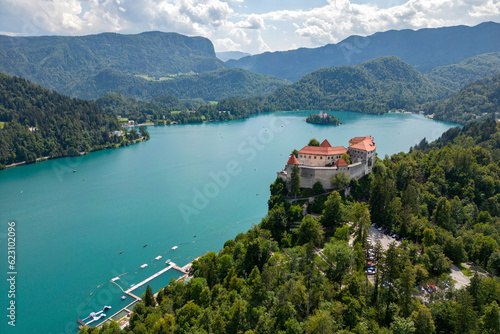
[306,111,341,125]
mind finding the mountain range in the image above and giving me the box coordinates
[226,22,500,82]
[0,22,499,103]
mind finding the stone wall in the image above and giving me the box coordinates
[277,159,371,190]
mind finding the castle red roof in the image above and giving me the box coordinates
[320,139,332,147]
[334,158,348,167]
[287,155,299,165]
[299,145,347,156]
[349,136,376,152]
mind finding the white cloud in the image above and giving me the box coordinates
[255,0,500,47]
[470,0,500,17]
[235,14,265,29]
[213,37,241,51]
[0,0,498,53]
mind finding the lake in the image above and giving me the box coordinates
[0,110,458,333]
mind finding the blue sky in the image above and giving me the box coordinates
[0,0,498,54]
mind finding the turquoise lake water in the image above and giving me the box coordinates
[0,111,458,333]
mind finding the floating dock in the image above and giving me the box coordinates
[125,264,174,294]
[80,253,205,329]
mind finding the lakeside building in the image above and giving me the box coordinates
[277,137,376,189]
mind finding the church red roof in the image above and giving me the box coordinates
[334,158,348,167]
[349,136,376,152]
[287,155,299,165]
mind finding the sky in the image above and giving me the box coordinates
[0,0,498,54]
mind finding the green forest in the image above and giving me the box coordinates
[424,75,500,124]
[263,56,450,115]
[426,53,500,91]
[82,68,288,101]
[96,93,275,125]
[80,119,500,333]
[0,73,148,168]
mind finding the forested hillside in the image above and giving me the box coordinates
[424,75,500,124]
[226,22,500,81]
[81,119,500,334]
[82,68,288,101]
[426,53,500,91]
[0,74,145,168]
[266,56,450,114]
[0,31,224,98]
[96,93,274,125]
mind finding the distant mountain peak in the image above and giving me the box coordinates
[226,22,500,81]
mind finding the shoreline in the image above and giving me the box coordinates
[89,255,202,330]
[2,136,148,171]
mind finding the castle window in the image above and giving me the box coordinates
[320,157,322,159]
[314,156,316,159]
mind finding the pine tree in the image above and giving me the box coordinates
[144,285,155,307]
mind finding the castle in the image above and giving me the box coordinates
[277,137,376,189]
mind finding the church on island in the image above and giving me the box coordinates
[278,137,376,190]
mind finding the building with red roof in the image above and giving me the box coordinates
[286,155,299,165]
[297,139,347,167]
[348,136,376,168]
[278,137,376,190]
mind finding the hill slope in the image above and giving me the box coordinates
[226,22,500,81]
[425,74,500,123]
[426,52,500,91]
[0,31,225,98]
[80,118,500,334]
[0,73,141,167]
[266,56,450,114]
[81,68,289,101]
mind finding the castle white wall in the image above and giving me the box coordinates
[298,154,342,167]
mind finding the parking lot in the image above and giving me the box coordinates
[367,225,402,250]
[362,224,472,289]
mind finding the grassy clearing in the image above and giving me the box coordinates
[209,101,218,105]
[0,122,4,129]
[117,117,128,122]
[135,72,196,82]
[457,263,473,276]
[170,111,182,114]
[135,74,155,81]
